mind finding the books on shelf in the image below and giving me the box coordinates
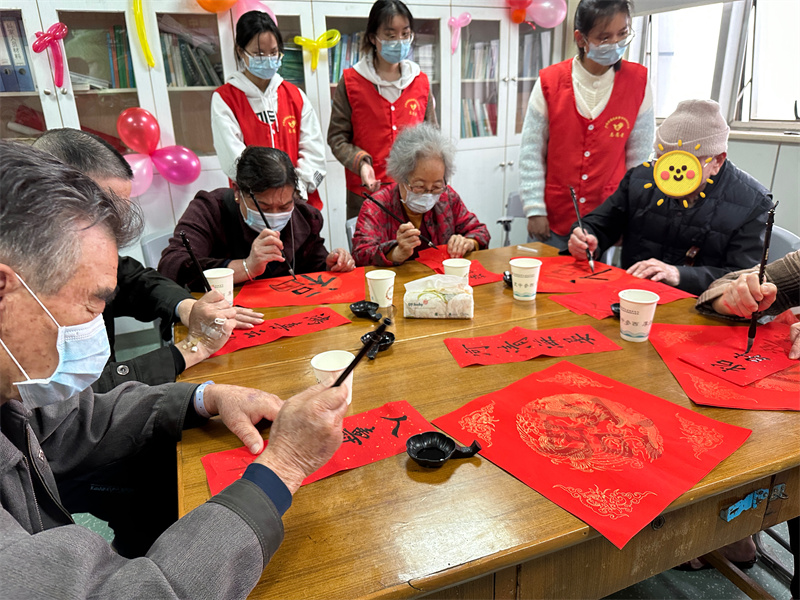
[461,38,500,81]
[63,23,134,90]
[460,98,497,139]
[158,15,222,88]
[1,13,35,91]
[328,32,363,85]
[279,43,304,87]
[520,30,551,79]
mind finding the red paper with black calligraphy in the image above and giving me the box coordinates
[444,325,620,367]
[415,245,504,286]
[551,278,696,319]
[201,401,433,495]
[233,268,366,308]
[650,321,800,411]
[210,307,351,358]
[535,256,631,293]
[433,361,751,549]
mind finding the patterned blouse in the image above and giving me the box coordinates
[352,184,491,267]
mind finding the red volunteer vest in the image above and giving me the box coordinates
[216,81,322,210]
[540,59,647,235]
[343,68,429,196]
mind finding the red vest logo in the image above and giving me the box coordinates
[404,98,420,117]
[604,116,631,139]
[282,115,298,133]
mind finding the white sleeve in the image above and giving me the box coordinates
[295,89,327,196]
[211,91,246,181]
[625,79,656,170]
[518,79,549,218]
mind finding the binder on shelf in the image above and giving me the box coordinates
[0,18,20,91]
[2,15,34,91]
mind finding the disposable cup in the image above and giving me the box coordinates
[509,258,542,302]
[443,258,471,278]
[311,350,355,404]
[618,289,660,342]
[204,267,234,305]
[366,270,396,308]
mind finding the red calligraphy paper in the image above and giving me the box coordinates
[210,307,351,358]
[415,245,504,286]
[444,325,620,367]
[535,256,631,293]
[233,268,366,308]
[650,321,800,411]
[433,361,751,549]
[678,322,796,386]
[202,400,433,495]
[551,279,696,319]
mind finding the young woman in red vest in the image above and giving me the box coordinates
[212,11,326,210]
[518,0,654,251]
[327,0,438,220]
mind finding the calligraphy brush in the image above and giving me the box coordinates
[179,231,211,292]
[249,191,296,280]
[745,200,779,353]
[569,186,595,273]
[362,192,437,250]
[332,319,391,387]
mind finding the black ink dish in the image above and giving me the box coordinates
[406,432,481,468]
[360,331,395,359]
[350,301,381,322]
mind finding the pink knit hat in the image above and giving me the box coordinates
[655,99,729,158]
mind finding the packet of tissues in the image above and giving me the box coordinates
[403,274,473,319]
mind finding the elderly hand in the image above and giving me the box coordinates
[711,272,778,318]
[247,228,285,277]
[254,383,349,494]
[447,234,475,258]
[527,216,551,241]
[789,322,800,360]
[626,258,681,287]
[360,162,381,193]
[201,384,285,455]
[177,290,237,369]
[233,306,264,329]
[567,227,598,261]
[326,248,356,272]
[390,222,421,263]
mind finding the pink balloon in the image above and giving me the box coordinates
[526,0,567,29]
[117,107,161,155]
[151,145,201,185]
[124,153,154,197]
[233,0,278,27]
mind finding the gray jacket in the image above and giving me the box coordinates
[0,382,283,599]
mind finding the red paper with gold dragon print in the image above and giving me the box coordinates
[433,361,751,548]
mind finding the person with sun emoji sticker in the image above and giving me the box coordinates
[567,99,773,295]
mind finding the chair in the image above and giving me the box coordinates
[768,225,800,264]
[498,192,526,247]
[345,217,358,253]
[140,231,173,270]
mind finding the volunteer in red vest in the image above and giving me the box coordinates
[518,0,654,251]
[327,0,437,220]
[212,10,326,210]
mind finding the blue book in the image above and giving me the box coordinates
[2,15,34,91]
[0,26,19,91]
[106,31,116,88]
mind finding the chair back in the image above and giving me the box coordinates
[141,232,173,269]
[768,226,800,264]
[345,217,358,253]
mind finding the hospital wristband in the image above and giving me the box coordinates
[193,380,215,419]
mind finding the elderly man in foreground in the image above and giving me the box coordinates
[0,142,348,598]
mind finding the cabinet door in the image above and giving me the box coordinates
[0,2,63,140]
[451,5,510,150]
[451,146,507,248]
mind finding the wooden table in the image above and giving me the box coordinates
[177,244,800,599]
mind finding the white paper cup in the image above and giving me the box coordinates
[443,258,471,278]
[311,350,355,404]
[204,267,234,305]
[618,289,660,342]
[509,258,542,302]
[366,269,396,308]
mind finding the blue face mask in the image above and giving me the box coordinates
[585,40,627,67]
[245,54,281,80]
[0,273,110,409]
[378,38,412,64]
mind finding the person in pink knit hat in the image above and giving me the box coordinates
[567,99,773,295]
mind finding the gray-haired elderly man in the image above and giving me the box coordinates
[0,142,348,597]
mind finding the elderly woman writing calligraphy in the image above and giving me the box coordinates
[352,123,490,266]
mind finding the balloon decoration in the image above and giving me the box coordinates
[132,0,155,68]
[526,0,568,29]
[294,30,341,72]
[32,22,68,88]
[448,13,471,55]
[507,0,532,24]
[231,0,278,26]
[196,0,238,12]
[117,108,201,196]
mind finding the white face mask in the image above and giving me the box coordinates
[0,273,110,408]
[241,192,294,233]
[403,185,440,213]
